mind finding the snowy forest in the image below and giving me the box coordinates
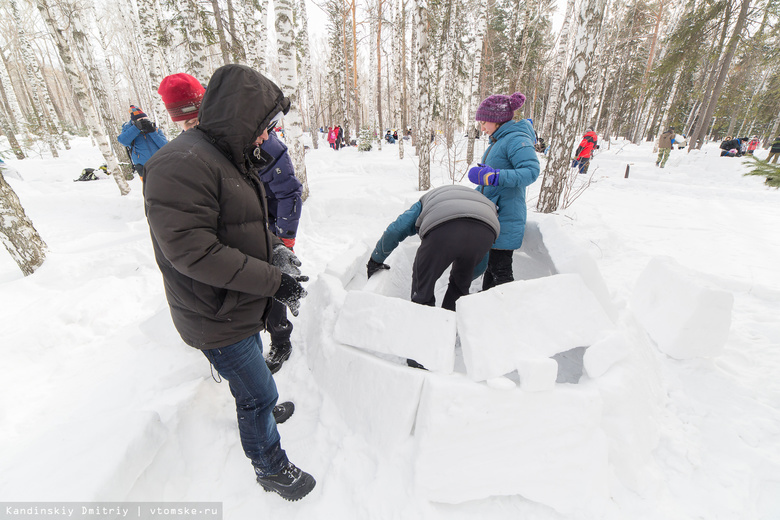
[1,0,779,271]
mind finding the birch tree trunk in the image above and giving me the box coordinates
[36,0,130,196]
[465,0,487,165]
[0,55,26,159]
[241,0,268,73]
[137,0,169,126]
[393,0,404,159]
[415,0,431,190]
[10,0,60,157]
[0,171,47,275]
[276,0,310,199]
[537,0,607,213]
[297,0,319,148]
[179,0,210,80]
[540,0,576,142]
[369,10,380,150]
[376,0,383,147]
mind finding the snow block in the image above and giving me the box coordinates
[456,274,616,381]
[324,242,372,287]
[309,341,427,447]
[534,215,618,321]
[414,373,609,516]
[584,331,631,378]
[334,290,457,373]
[516,357,558,391]
[630,256,733,359]
[305,274,428,447]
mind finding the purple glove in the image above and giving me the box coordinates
[468,164,500,186]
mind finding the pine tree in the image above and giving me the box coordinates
[744,156,780,188]
[358,127,373,151]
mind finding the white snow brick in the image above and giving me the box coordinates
[308,340,427,447]
[324,242,372,286]
[533,215,618,321]
[516,357,558,391]
[334,290,457,373]
[584,331,631,378]
[456,273,616,381]
[631,256,733,360]
[414,373,609,516]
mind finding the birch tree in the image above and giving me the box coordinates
[466,0,487,165]
[9,0,61,157]
[540,0,575,141]
[0,52,26,159]
[0,171,47,275]
[36,0,130,195]
[415,0,431,190]
[537,0,607,213]
[276,0,310,199]
[136,0,168,126]
[393,0,404,159]
[297,0,319,148]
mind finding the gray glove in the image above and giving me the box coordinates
[272,243,308,280]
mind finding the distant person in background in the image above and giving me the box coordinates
[336,125,344,150]
[468,91,540,290]
[656,127,675,168]
[573,126,599,174]
[767,136,780,164]
[720,136,741,157]
[747,136,759,155]
[327,127,336,149]
[385,130,396,144]
[117,105,168,181]
[157,71,304,375]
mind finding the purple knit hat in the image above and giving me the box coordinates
[475,92,527,123]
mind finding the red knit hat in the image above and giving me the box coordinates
[158,73,206,122]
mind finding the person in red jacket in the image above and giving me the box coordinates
[573,127,599,174]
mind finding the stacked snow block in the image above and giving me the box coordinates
[631,256,733,359]
[456,273,615,384]
[304,213,662,514]
[334,291,457,373]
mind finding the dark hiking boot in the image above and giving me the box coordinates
[273,402,295,424]
[256,461,316,501]
[266,339,292,374]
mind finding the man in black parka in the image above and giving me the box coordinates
[144,64,315,501]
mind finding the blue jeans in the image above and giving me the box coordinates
[203,334,288,476]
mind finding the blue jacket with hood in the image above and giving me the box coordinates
[256,132,303,240]
[117,121,168,166]
[477,119,540,250]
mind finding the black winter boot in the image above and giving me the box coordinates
[256,461,316,501]
[273,402,295,424]
[266,339,292,374]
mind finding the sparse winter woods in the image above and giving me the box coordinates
[0,0,779,198]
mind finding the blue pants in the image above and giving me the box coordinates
[203,334,288,476]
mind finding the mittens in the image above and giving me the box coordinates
[467,164,500,186]
[273,273,308,317]
[366,258,390,278]
[272,243,306,278]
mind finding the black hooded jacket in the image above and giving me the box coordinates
[144,65,290,349]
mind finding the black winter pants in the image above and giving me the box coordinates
[482,248,515,290]
[411,219,496,311]
[266,299,292,344]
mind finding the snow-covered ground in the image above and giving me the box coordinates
[1,133,779,519]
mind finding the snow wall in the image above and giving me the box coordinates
[300,212,730,516]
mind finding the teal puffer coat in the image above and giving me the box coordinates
[477,119,540,250]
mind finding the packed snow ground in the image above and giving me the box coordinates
[1,133,779,519]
